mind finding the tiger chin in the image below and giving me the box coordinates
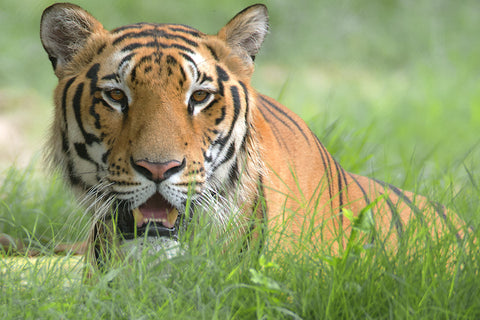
[40,3,465,269]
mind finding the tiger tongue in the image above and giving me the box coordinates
[133,193,178,229]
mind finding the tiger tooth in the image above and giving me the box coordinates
[132,208,144,225]
[167,208,179,226]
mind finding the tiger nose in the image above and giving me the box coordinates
[133,159,185,182]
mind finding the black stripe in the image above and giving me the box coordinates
[430,201,462,241]
[200,72,214,84]
[333,165,348,241]
[202,148,212,163]
[166,55,177,65]
[112,23,154,34]
[335,160,350,210]
[179,64,187,82]
[257,101,290,151]
[338,162,349,200]
[161,31,198,47]
[208,86,242,169]
[205,44,219,61]
[61,130,69,153]
[168,25,202,37]
[86,63,100,95]
[86,64,102,129]
[260,95,310,145]
[72,83,100,145]
[67,160,81,186]
[202,131,213,145]
[228,86,241,137]
[202,99,220,114]
[239,81,250,124]
[220,142,236,168]
[61,77,77,129]
[430,201,448,222]
[334,162,344,208]
[347,173,370,206]
[228,159,240,184]
[215,106,226,125]
[130,55,153,82]
[113,29,198,47]
[349,172,404,236]
[239,129,249,154]
[384,194,404,237]
[101,149,110,164]
[180,52,197,68]
[130,67,138,83]
[333,161,345,227]
[60,78,77,172]
[97,43,106,55]
[213,86,241,147]
[216,65,230,81]
[371,179,406,237]
[89,104,102,130]
[119,52,136,71]
[373,178,425,224]
[312,135,334,209]
[139,55,153,65]
[101,73,118,81]
[238,81,251,153]
[215,65,229,96]
[261,99,293,131]
[121,42,195,54]
[74,142,94,163]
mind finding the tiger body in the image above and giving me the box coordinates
[40,3,459,265]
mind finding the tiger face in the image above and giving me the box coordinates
[41,3,268,253]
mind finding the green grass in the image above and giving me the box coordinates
[0,162,89,254]
[2,0,480,318]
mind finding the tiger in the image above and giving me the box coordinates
[40,3,464,267]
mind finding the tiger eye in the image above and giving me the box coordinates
[107,89,126,102]
[191,90,209,103]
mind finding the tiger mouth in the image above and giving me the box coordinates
[117,193,180,240]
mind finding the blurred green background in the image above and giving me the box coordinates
[1,0,479,174]
[0,0,479,241]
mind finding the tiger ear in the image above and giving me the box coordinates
[218,4,269,63]
[40,3,104,77]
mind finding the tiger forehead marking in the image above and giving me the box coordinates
[104,24,209,84]
[41,3,465,268]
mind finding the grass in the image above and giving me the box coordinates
[1,0,480,318]
[0,163,89,254]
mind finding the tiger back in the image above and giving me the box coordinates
[40,3,464,265]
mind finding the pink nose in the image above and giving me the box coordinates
[134,159,184,182]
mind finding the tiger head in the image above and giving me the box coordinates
[40,3,268,252]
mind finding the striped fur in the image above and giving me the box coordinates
[40,3,464,265]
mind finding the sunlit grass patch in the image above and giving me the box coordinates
[1,255,83,287]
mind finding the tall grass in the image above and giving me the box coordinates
[0,162,88,254]
[1,174,479,318]
[1,0,480,318]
